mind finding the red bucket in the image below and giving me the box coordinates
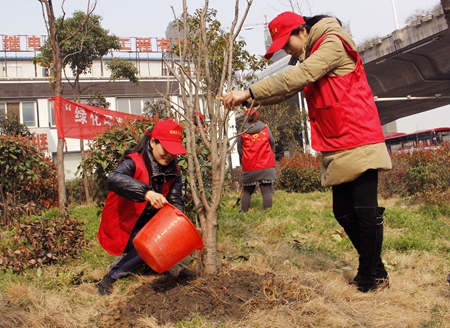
[133,203,203,274]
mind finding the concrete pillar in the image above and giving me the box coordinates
[442,0,450,29]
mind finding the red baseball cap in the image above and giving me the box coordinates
[265,12,306,59]
[245,108,260,120]
[245,108,258,116]
[194,111,204,120]
[148,120,187,155]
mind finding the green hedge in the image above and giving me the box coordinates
[277,141,450,207]
[0,135,58,225]
[379,141,450,205]
[277,153,326,193]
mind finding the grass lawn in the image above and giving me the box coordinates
[1,190,450,327]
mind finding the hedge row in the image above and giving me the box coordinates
[275,142,450,206]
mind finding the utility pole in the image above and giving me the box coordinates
[242,15,270,52]
[391,0,400,30]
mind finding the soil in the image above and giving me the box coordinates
[97,268,300,327]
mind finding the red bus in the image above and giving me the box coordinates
[384,127,450,153]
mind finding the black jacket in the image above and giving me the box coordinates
[108,142,184,220]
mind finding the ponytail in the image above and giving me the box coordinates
[303,15,342,32]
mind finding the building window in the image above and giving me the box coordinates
[49,100,56,127]
[116,98,130,113]
[130,99,141,115]
[0,102,6,127]
[21,101,37,127]
[116,98,145,115]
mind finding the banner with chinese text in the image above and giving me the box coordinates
[52,96,143,140]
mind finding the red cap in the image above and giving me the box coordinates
[245,108,258,116]
[245,108,260,120]
[194,111,204,120]
[148,120,187,155]
[265,12,306,59]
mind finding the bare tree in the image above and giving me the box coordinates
[165,0,263,274]
[268,0,314,15]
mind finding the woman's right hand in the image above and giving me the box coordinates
[145,190,168,209]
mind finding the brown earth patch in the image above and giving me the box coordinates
[97,268,314,327]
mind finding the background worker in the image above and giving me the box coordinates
[221,12,392,292]
[237,108,276,212]
[97,120,186,295]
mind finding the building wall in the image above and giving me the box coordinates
[0,56,240,180]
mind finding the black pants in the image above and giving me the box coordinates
[332,169,387,287]
[108,219,147,280]
[332,169,378,216]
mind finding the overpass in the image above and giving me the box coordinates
[360,8,450,125]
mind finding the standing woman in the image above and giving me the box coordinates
[238,108,276,212]
[221,12,392,292]
[97,120,187,295]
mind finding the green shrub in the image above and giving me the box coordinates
[66,178,95,205]
[0,135,58,226]
[378,158,410,199]
[276,153,325,193]
[379,141,450,205]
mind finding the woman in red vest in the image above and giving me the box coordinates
[238,109,276,212]
[221,12,392,292]
[97,120,186,295]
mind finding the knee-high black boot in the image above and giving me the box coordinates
[374,207,388,283]
[352,207,383,292]
[336,207,388,291]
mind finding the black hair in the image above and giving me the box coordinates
[290,15,342,35]
[124,133,150,157]
[121,129,160,161]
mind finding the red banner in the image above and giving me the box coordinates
[52,96,143,140]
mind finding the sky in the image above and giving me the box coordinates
[1,0,449,133]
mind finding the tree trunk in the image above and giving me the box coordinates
[41,0,68,215]
[56,138,67,214]
[201,211,219,274]
[80,140,93,205]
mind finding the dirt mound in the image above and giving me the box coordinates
[97,268,307,327]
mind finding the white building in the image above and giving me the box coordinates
[0,35,240,179]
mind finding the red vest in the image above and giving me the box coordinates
[241,126,275,172]
[97,152,175,256]
[304,34,385,152]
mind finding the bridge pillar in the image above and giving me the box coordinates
[442,0,450,29]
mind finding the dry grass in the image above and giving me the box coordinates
[1,191,450,327]
[222,251,449,327]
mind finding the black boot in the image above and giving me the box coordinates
[337,208,388,292]
[353,207,384,292]
[98,273,116,296]
[373,208,389,289]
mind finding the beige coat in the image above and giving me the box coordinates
[249,17,391,187]
[250,17,357,105]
